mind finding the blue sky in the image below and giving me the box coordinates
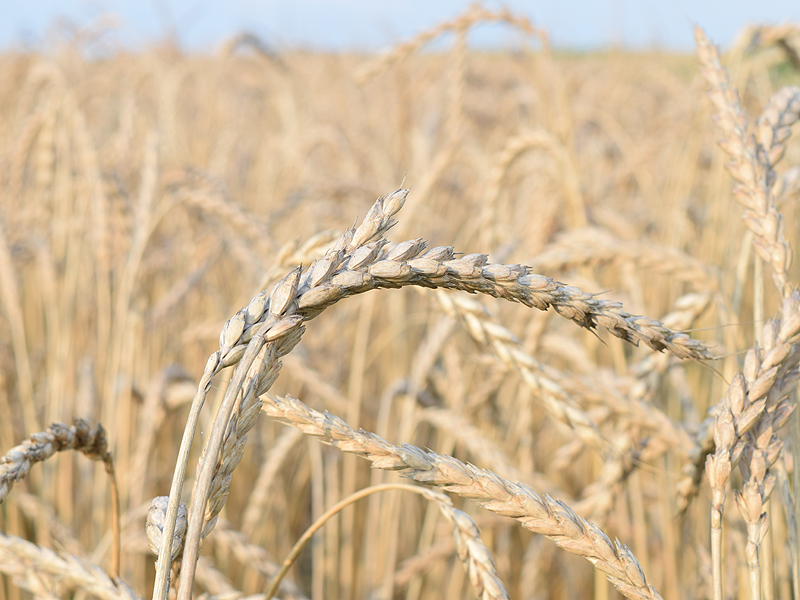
[2,1,799,52]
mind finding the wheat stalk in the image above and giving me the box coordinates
[264,483,509,600]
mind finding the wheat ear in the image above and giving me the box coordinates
[262,393,663,600]
[356,5,538,82]
[695,26,798,297]
[705,292,800,600]
[159,189,711,600]
[0,419,121,578]
[160,190,409,600]
[0,530,139,600]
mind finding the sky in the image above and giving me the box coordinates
[1,0,799,53]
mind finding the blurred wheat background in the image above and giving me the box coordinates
[1,4,800,600]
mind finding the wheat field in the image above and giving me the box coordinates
[1,6,800,600]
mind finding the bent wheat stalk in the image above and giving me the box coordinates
[264,483,508,600]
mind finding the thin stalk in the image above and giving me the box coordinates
[265,484,435,599]
[104,459,121,581]
[792,389,800,599]
[711,522,723,600]
[751,256,765,600]
[776,460,799,600]
[151,368,216,600]
[747,534,762,600]
[762,504,774,600]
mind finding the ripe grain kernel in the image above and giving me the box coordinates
[307,253,341,288]
[386,238,426,261]
[297,286,343,310]
[519,273,550,289]
[220,310,246,349]
[443,259,481,278]
[422,246,455,261]
[245,291,268,324]
[263,315,304,342]
[269,268,301,316]
[462,253,488,266]
[329,270,367,290]
[348,242,383,271]
[482,263,512,280]
[220,344,247,367]
[368,260,412,280]
[408,257,445,276]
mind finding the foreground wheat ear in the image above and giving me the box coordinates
[149,187,712,600]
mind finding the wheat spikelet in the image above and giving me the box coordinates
[0,419,112,502]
